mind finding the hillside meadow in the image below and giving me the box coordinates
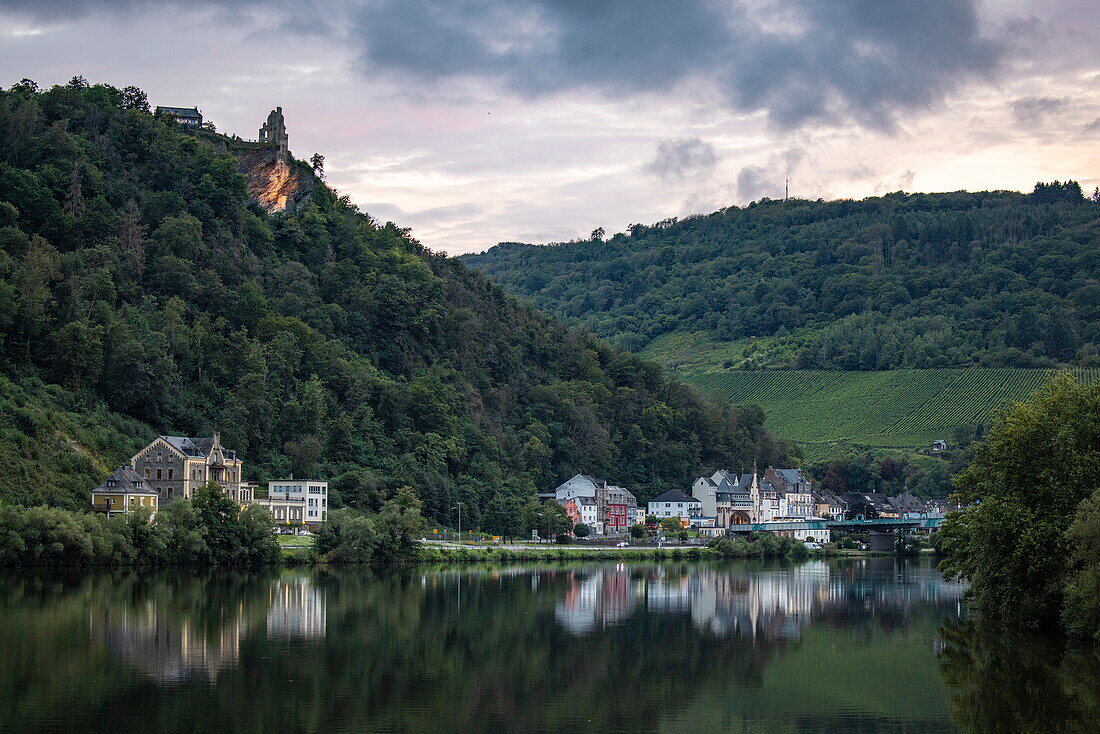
[686,368,1100,459]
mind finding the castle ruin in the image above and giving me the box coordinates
[258,107,289,155]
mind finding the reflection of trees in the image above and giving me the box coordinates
[0,561,970,734]
[938,619,1100,734]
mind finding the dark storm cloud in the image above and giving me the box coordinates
[1,0,1006,129]
[346,0,1006,129]
[646,138,718,182]
[1010,96,1069,126]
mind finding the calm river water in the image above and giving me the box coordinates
[1,558,1096,733]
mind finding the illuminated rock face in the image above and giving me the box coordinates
[235,146,312,212]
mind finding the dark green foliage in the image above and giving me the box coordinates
[711,533,809,559]
[314,488,426,563]
[938,375,1100,633]
[814,452,960,499]
[0,79,791,518]
[0,494,277,566]
[1064,487,1100,640]
[629,523,646,539]
[573,523,591,537]
[462,190,1100,369]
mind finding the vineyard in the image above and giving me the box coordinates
[686,369,1100,457]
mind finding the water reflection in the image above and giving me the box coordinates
[556,559,966,641]
[1,559,1080,734]
[89,570,326,682]
[937,619,1100,734]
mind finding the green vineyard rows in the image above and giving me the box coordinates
[686,368,1100,453]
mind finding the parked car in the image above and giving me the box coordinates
[803,542,822,550]
[616,541,629,548]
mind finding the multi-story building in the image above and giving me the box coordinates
[129,434,250,506]
[604,484,638,534]
[258,480,329,526]
[563,496,603,534]
[552,474,637,535]
[90,466,159,518]
[647,490,702,524]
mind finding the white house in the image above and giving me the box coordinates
[647,490,702,521]
[263,479,328,525]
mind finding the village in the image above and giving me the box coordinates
[91,432,944,547]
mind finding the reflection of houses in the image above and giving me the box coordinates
[554,570,640,634]
[93,575,328,682]
[267,576,326,637]
[554,561,966,641]
[90,603,244,683]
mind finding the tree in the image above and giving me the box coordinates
[574,523,591,538]
[590,227,605,242]
[64,165,85,221]
[1063,487,1100,639]
[630,524,646,539]
[939,375,1100,630]
[660,516,682,533]
[481,494,524,541]
[120,85,149,111]
[370,487,425,563]
[528,500,570,539]
[310,153,325,179]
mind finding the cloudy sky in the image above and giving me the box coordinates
[1,0,1097,253]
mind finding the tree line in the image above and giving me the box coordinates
[463,186,1100,370]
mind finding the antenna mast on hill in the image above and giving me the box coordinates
[785,179,789,201]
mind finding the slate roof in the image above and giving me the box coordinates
[155,106,202,119]
[649,490,701,504]
[161,436,238,460]
[93,466,152,494]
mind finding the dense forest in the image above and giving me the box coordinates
[0,77,793,522]
[463,185,1100,370]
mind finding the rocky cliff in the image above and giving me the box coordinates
[233,146,313,212]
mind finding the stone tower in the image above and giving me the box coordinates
[258,107,289,155]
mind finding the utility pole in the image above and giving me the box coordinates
[785,178,789,201]
[453,503,463,542]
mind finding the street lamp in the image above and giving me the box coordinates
[452,502,463,543]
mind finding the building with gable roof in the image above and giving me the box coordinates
[90,465,159,517]
[552,474,636,535]
[155,106,203,126]
[129,433,250,505]
[647,490,702,524]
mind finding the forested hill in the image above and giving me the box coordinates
[462,187,1100,370]
[0,78,793,520]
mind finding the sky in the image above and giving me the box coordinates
[1,0,1097,254]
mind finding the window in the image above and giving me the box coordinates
[167,468,173,480]
[156,468,162,480]
[157,452,162,462]
[144,468,150,479]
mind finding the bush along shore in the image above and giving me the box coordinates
[0,486,819,566]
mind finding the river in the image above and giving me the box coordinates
[0,558,1095,733]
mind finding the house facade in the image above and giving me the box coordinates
[90,466,159,518]
[155,106,203,126]
[647,490,702,522]
[254,479,329,527]
[553,474,636,535]
[130,434,249,505]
